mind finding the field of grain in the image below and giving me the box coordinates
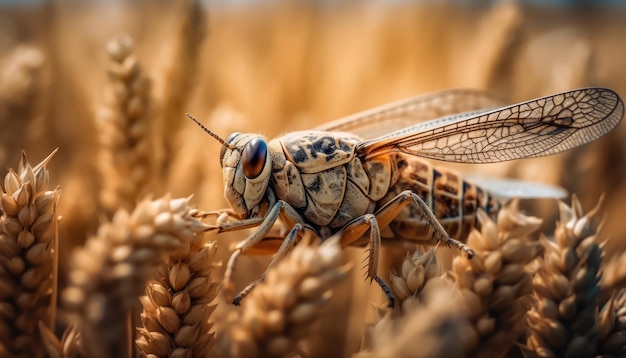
[1,1,626,357]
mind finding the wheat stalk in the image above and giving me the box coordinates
[453,199,543,357]
[459,1,522,89]
[214,235,349,358]
[154,0,206,174]
[62,195,207,358]
[136,239,220,357]
[96,35,153,214]
[524,195,604,357]
[0,149,60,358]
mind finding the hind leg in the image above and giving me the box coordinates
[337,189,474,308]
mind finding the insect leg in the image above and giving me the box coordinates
[232,223,316,305]
[375,190,474,258]
[224,200,306,304]
[338,214,396,308]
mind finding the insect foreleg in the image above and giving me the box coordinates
[224,200,306,304]
[232,223,316,305]
[377,190,475,258]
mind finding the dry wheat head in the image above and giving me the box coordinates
[0,150,60,358]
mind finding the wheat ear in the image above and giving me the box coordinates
[0,46,45,168]
[62,196,207,358]
[454,199,543,357]
[214,235,349,358]
[96,35,153,214]
[356,279,470,358]
[0,150,60,358]
[154,0,206,173]
[524,195,604,357]
[136,239,220,357]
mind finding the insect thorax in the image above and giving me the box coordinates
[270,132,396,234]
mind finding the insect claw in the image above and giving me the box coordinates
[373,276,396,309]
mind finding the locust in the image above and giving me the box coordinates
[189,87,624,308]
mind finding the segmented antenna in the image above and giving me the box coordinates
[186,113,236,150]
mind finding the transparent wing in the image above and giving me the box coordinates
[465,176,568,199]
[356,88,624,163]
[315,89,504,139]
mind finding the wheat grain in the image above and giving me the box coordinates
[453,199,543,357]
[62,195,207,358]
[0,150,60,358]
[136,239,220,357]
[213,235,349,358]
[96,35,153,214]
[524,195,604,357]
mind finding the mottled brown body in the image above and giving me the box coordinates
[195,87,623,307]
[269,130,499,246]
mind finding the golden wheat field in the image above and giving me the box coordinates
[1,0,626,357]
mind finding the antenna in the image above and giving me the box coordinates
[186,113,235,150]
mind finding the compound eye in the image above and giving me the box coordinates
[242,138,268,179]
[220,132,240,164]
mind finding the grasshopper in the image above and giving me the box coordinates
[190,87,624,307]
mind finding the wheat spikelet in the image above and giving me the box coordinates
[356,279,471,358]
[136,239,220,357]
[600,249,626,295]
[524,195,604,357]
[389,246,443,312]
[0,150,60,358]
[62,195,207,358]
[597,288,626,356]
[214,235,349,358]
[39,322,82,358]
[361,247,445,352]
[96,35,153,214]
[0,46,46,168]
[453,199,543,357]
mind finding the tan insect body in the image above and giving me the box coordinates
[190,87,624,307]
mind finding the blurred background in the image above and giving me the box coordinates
[1,0,625,356]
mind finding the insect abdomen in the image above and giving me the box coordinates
[382,155,500,242]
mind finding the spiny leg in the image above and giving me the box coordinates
[232,223,311,305]
[335,190,475,308]
[339,214,396,308]
[375,190,474,258]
